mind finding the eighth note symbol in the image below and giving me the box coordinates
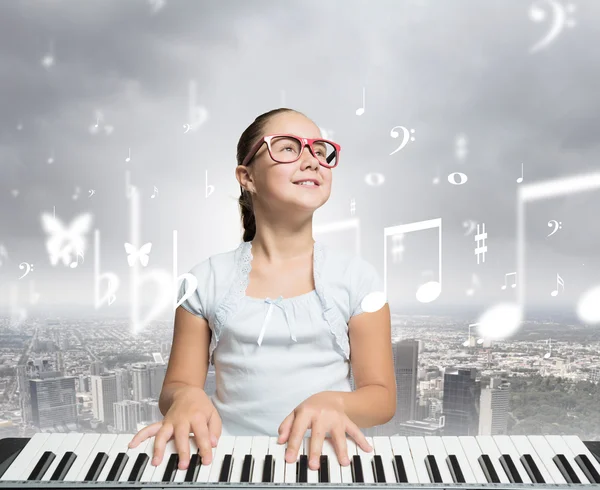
[125,148,131,163]
[355,87,366,116]
[151,186,158,199]
[517,162,524,183]
[551,273,565,296]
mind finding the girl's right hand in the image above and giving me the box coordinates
[127,386,222,470]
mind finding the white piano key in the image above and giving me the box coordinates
[504,435,564,485]
[246,436,270,483]
[267,436,286,483]
[18,433,67,481]
[407,436,432,483]
[514,435,560,484]
[562,435,600,481]
[489,435,533,484]
[196,439,218,483]
[303,436,318,483]
[424,436,455,483]
[321,437,342,483]
[75,434,117,481]
[0,432,51,481]
[171,437,196,483]
[284,438,303,483]
[40,432,84,481]
[440,436,477,484]
[97,434,133,482]
[459,435,507,484]
[229,435,252,483]
[62,434,101,481]
[390,436,419,484]
[149,438,178,482]
[340,436,357,483]
[372,436,397,483]
[207,435,235,482]
[544,435,590,484]
[119,437,152,482]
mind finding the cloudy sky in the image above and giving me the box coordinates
[1,0,599,324]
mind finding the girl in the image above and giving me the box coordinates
[128,108,396,474]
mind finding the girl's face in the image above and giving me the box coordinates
[238,112,333,213]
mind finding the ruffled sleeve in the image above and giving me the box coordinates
[348,255,386,317]
[177,259,212,320]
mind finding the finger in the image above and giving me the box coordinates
[191,418,212,466]
[285,412,310,464]
[278,413,294,444]
[347,422,373,453]
[332,425,350,466]
[207,410,222,448]
[308,419,327,470]
[128,422,161,448]
[174,424,191,470]
[152,423,174,466]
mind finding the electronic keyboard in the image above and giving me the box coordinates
[0,433,599,489]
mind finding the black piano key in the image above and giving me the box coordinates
[240,454,253,482]
[553,454,581,484]
[575,454,600,483]
[478,454,500,483]
[297,454,308,483]
[446,454,465,483]
[499,454,523,484]
[28,451,56,480]
[105,452,128,481]
[84,452,108,481]
[218,454,233,482]
[318,455,329,483]
[372,455,386,482]
[520,454,545,483]
[127,453,149,482]
[425,454,443,483]
[161,453,179,482]
[50,451,77,481]
[184,454,200,482]
[351,454,364,483]
[393,455,408,483]
[261,454,274,483]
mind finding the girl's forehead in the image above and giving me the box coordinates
[264,114,321,137]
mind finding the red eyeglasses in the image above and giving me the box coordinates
[241,134,341,168]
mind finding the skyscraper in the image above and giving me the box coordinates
[479,378,510,435]
[395,339,419,423]
[442,367,481,436]
[30,375,77,430]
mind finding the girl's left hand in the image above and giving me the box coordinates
[277,391,373,470]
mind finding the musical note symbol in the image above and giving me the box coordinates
[355,87,366,116]
[18,262,34,279]
[432,166,441,185]
[107,279,116,305]
[391,234,405,264]
[47,149,54,164]
[364,172,385,186]
[448,172,468,185]
[529,0,576,54]
[551,273,565,296]
[41,211,92,267]
[93,229,121,309]
[88,189,95,197]
[462,322,484,346]
[183,123,191,133]
[501,272,517,290]
[72,187,81,200]
[455,133,468,162]
[462,219,477,236]
[474,223,487,264]
[70,246,85,268]
[187,80,209,131]
[466,273,481,296]
[205,170,214,198]
[41,39,55,69]
[125,148,131,163]
[151,186,158,199]
[350,198,355,216]
[517,162,524,183]
[389,126,416,155]
[547,219,562,237]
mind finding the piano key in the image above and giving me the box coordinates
[441,436,478,484]
[228,434,252,483]
[424,436,455,483]
[97,434,133,482]
[351,455,364,482]
[172,437,198,483]
[207,436,235,483]
[147,438,177,482]
[319,454,329,483]
[75,434,117,481]
[545,435,589,484]
[266,436,285,483]
[302,436,318,483]
[20,433,66,481]
[356,436,374,483]
[218,453,233,482]
[562,436,600,484]
[248,436,271,484]
[520,435,562,483]
[105,452,128,482]
[39,433,83,482]
[488,435,533,483]
[84,452,108,481]
[240,454,253,482]
[162,453,179,482]
[128,453,150,482]
[196,438,219,483]
[372,454,386,482]
[341,437,358,483]
[284,438,302,483]
[480,454,501,483]
[521,453,547,483]
[425,454,443,483]
[373,436,397,483]
[394,454,408,483]
[499,453,524,483]
[262,454,274,483]
[297,455,308,483]
[28,451,56,480]
[62,433,101,481]
[321,437,342,483]
[459,436,508,484]
[49,451,77,481]
[119,438,151,482]
[447,454,466,483]
[553,453,582,484]
[407,436,433,483]
[390,436,419,484]
[184,454,201,482]
[0,432,51,481]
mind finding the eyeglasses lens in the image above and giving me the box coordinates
[270,136,337,167]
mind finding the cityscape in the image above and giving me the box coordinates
[1,309,598,444]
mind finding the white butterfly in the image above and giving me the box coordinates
[124,242,152,267]
[41,212,92,267]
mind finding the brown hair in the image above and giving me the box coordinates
[236,107,306,242]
